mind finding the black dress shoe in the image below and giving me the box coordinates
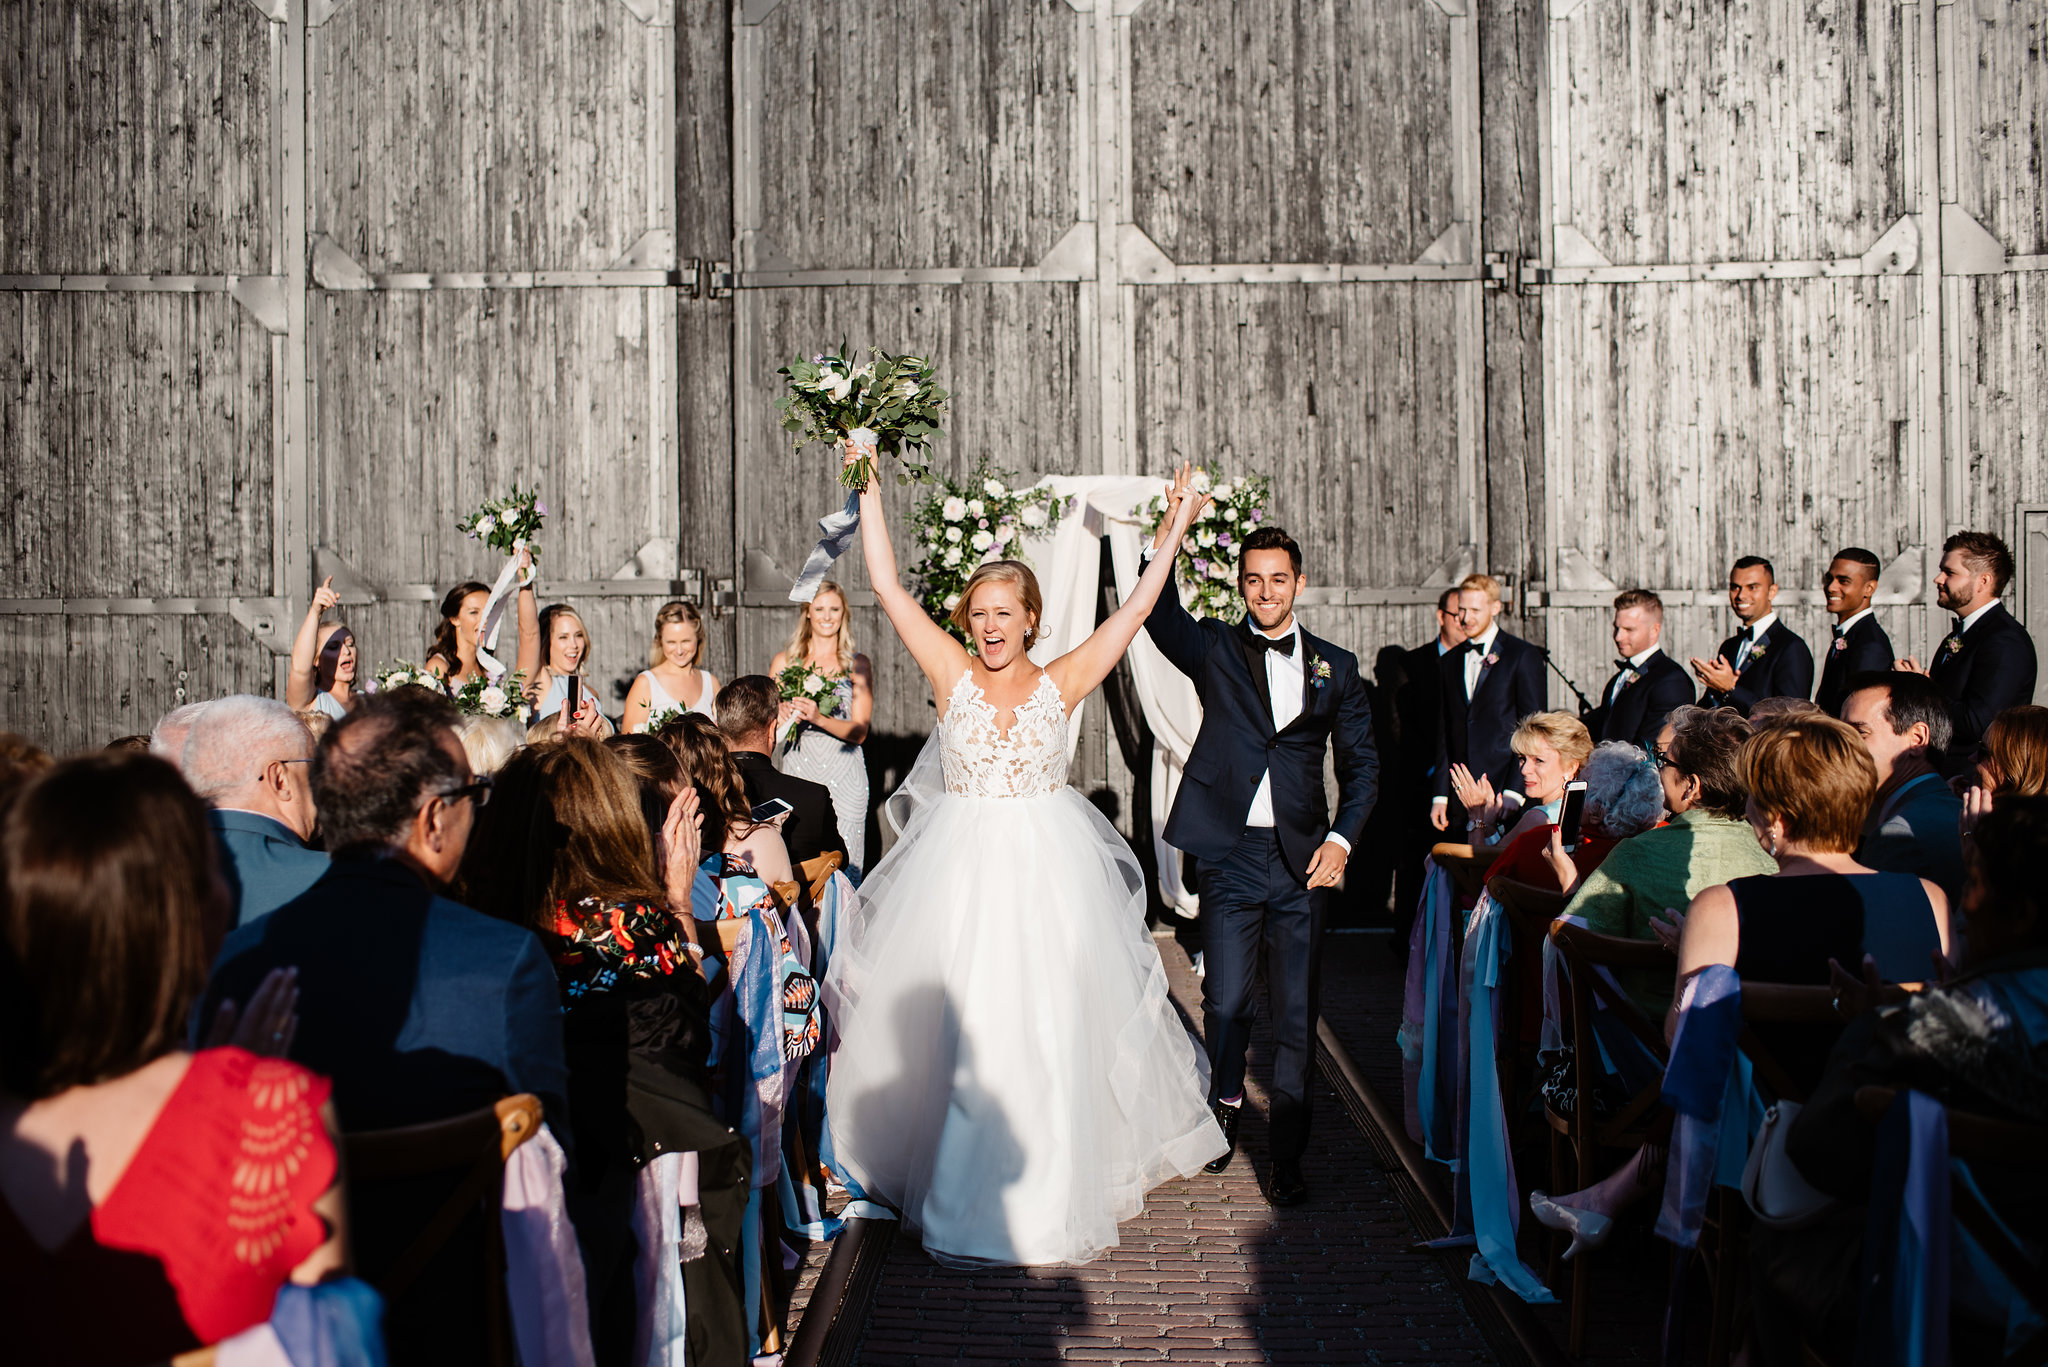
[1266,1161,1308,1207]
[1203,1102,1241,1174]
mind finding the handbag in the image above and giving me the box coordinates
[1739,1100,1836,1229]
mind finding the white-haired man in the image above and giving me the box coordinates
[182,695,330,925]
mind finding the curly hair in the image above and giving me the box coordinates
[1662,704,1756,820]
[654,712,754,852]
[1580,741,1664,838]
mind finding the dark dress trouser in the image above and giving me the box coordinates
[1196,826,1328,1165]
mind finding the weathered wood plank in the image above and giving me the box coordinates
[1954,272,2048,529]
[675,0,731,265]
[1130,0,1455,266]
[0,292,273,597]
[755,0,1077,271]
[1130,283,1465,591]
[1557,0,1906,263]
[1480,0,1546,583]
[0,0,272,274]
[1946,0,2048,255]
[314,0,652,270]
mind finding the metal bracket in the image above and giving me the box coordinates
[228,599,294,655]
[1484,251,1522,295]
[710,576,737,619]
[705,262,734,299]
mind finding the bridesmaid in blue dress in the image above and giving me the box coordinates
[770,581,873,879]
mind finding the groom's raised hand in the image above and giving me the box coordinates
[1306,840,1348,890]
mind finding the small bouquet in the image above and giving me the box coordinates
[777,344,949,491]
[453,671,531,723]
[371,660,444,694]
[1136,467,1273,624]
[643,705,685,735]
[457,487,546,562]
[775,660,845,746]
[908,463,1065,645]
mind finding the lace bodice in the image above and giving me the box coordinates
[938,671,1069,799]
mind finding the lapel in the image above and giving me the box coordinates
[1468,633,1501,707]
[1234,620,1277,733]
[1935,604,2000,671]
[1285,630,1323,733]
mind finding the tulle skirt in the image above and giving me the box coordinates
[821,785,1225,1267]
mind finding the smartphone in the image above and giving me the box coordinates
[750,797,794,823]
[1557,780,1589,852]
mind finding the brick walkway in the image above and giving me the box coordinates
[825,932,1497,1365]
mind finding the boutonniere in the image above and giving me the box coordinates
[1482,652,1499,668]
[1620,668,1642,689]
[1745,640,1768,663]
[1309,655,1332,689]
[1940,633,1963,657]
[1831,636,1848,653]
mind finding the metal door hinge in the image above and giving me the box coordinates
[677,260,734,299]
[710,576,737,618]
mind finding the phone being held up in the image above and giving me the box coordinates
[1557,780,1588,853]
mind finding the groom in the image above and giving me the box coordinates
[1143,481,1378,1206]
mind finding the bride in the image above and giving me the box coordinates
[823,452,1227,1267]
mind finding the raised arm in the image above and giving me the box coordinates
[1049,465,1208,706]
[285,577,343,708]
[512,548,542,681]
[850,443,972,696]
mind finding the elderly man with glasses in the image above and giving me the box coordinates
[182,695,331,925]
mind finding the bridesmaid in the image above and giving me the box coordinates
[623,600,721,733]
[425,550,540,690]
[769,580,873,878]
[525,602,611,725]
[285,576,358,722]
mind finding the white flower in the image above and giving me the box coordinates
[1223,507,1238,522]
[970,529,994,552]
[479,685,509,715]
[1181,536,1198,554]
[982,478,1006,499]
[1213,480,1234,500]
[945,525,962,543]
[942,497,967,521]
[944,546,962,567]
[966,499,985,519]
[823,373,852,402]
[943,593,960,610]
[926,535,943,552]
[474,514,496,537]
[993,525,1014,547]
[1190,469,1213,494]
[1197,528,1217,548]
[1209,560,1232,581]
[803,672,828,695]
[1019,503,1047,529]
[1198,502,1217,522]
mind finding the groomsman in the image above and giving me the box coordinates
[1897,531,2039,775]
[1430,574,1547,832]
[1691,556,1815,713]
[1584,589,1694,748]
[1814,547,1895,717]
[1390,589,1467,949]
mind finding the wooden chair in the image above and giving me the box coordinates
[1543,917,1676,1357]
[1485,875,1570,1131]
[1431,841,1502,904]
[344,1094,545,1367]
[798,850,844,905]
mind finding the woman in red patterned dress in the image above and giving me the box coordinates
[0,754,348,1365]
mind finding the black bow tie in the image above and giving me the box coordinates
[1249,630,1296,657]
[1615,658,1635,672]
[1740,625,1758,643]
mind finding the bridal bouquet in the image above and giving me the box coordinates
[777,345,949,491]
[908,464,1065,644]
[457,487,546,562]
[371,660,444,694]
[453,671,531,723]
[775,660,846,746]
[1136,467,1272,624]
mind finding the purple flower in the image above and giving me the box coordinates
[977,518,988,529]
[1248,509,1262,523]
[535,501,547,515]
[1217,533,1233,548]
[1193,557,1210,574]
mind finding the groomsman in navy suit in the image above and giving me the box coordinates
[1430,574,1548,833]
[1691,556,1815,713]
[1897,531,2039,775]
[1815,547,1896,717]
[1584,589,1694,748]
[1143,499,1378,1207]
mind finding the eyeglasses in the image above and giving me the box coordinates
[439,774,495,808]
[259,757,312,782]
[1648,745,1673,771]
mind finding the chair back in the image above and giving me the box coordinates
[1739,983,1839,1104]
[342,1094,544,1367]
[798,850,844,904]
[1431,841,1502,902]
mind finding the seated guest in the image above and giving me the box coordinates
[181,696,330,926]
[1563,706,1780,1018]
[714,674,847,871]
[663,714,796,891]
[459,738,746,1366]
[1747,696,1826,727]
[1976,703,2048,798]
[1584,589,1694,749]
[147,699,211,761]
[1448,711,1593,850]
[0,754,346,1363]
[0,733,51,811]
[1842,672,1966,903]
[453,713,523,777]
[1692,556,1815,714]
[1898,531,2040,777]
[285,577,358,722]
[1500,740,1666,894]
[1752,796,2048,1363]
[1814,547,1894,716]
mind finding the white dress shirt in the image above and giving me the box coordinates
[1462,623,1501,699]
[1607,645,1662,704]
[1241,618,1351,854]
[1834,607,1875,637]
[1960,598,2002,633]
[1734,611,1778,669]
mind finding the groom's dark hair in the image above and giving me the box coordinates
[1239,526,1302,576]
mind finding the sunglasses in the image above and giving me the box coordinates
[440,774,495,808]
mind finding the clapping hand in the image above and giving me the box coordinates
[1961,783,1993,840]
[1689,655,1738,692]
[1648,907,1686,952]
[205,966,301,1057]
[1894,656,1929,676]
[1448,763,1504,830]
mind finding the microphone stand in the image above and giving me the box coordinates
[1539,647,1596,714]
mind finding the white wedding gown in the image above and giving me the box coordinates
[822,670,1226,1266]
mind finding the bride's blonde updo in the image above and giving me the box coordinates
[950,561,1043,647]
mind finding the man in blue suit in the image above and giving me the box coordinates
[1898,531,2040,776]
[1430,574,1548,834]
[1143,490,1378,1207]
[1842,671,1966,903]
[1692,556,1816,712]
[1815,548,1895,717]
[180,695,330,925]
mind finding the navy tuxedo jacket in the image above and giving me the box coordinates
[1143,590,1379,880]
[1701,619,1814,713]
[1584,648,1695,750]
[1434,630,1548,801]
[1931,602,2039,764]
[1814,614,1896,717]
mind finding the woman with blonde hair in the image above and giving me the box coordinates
[623,600,720,734]
[822,450,1223,1269]
[769,580,873,876]
[1450,710,1593,848]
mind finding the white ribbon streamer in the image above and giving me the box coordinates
[474,544,530,679]
[789,490,863,604]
